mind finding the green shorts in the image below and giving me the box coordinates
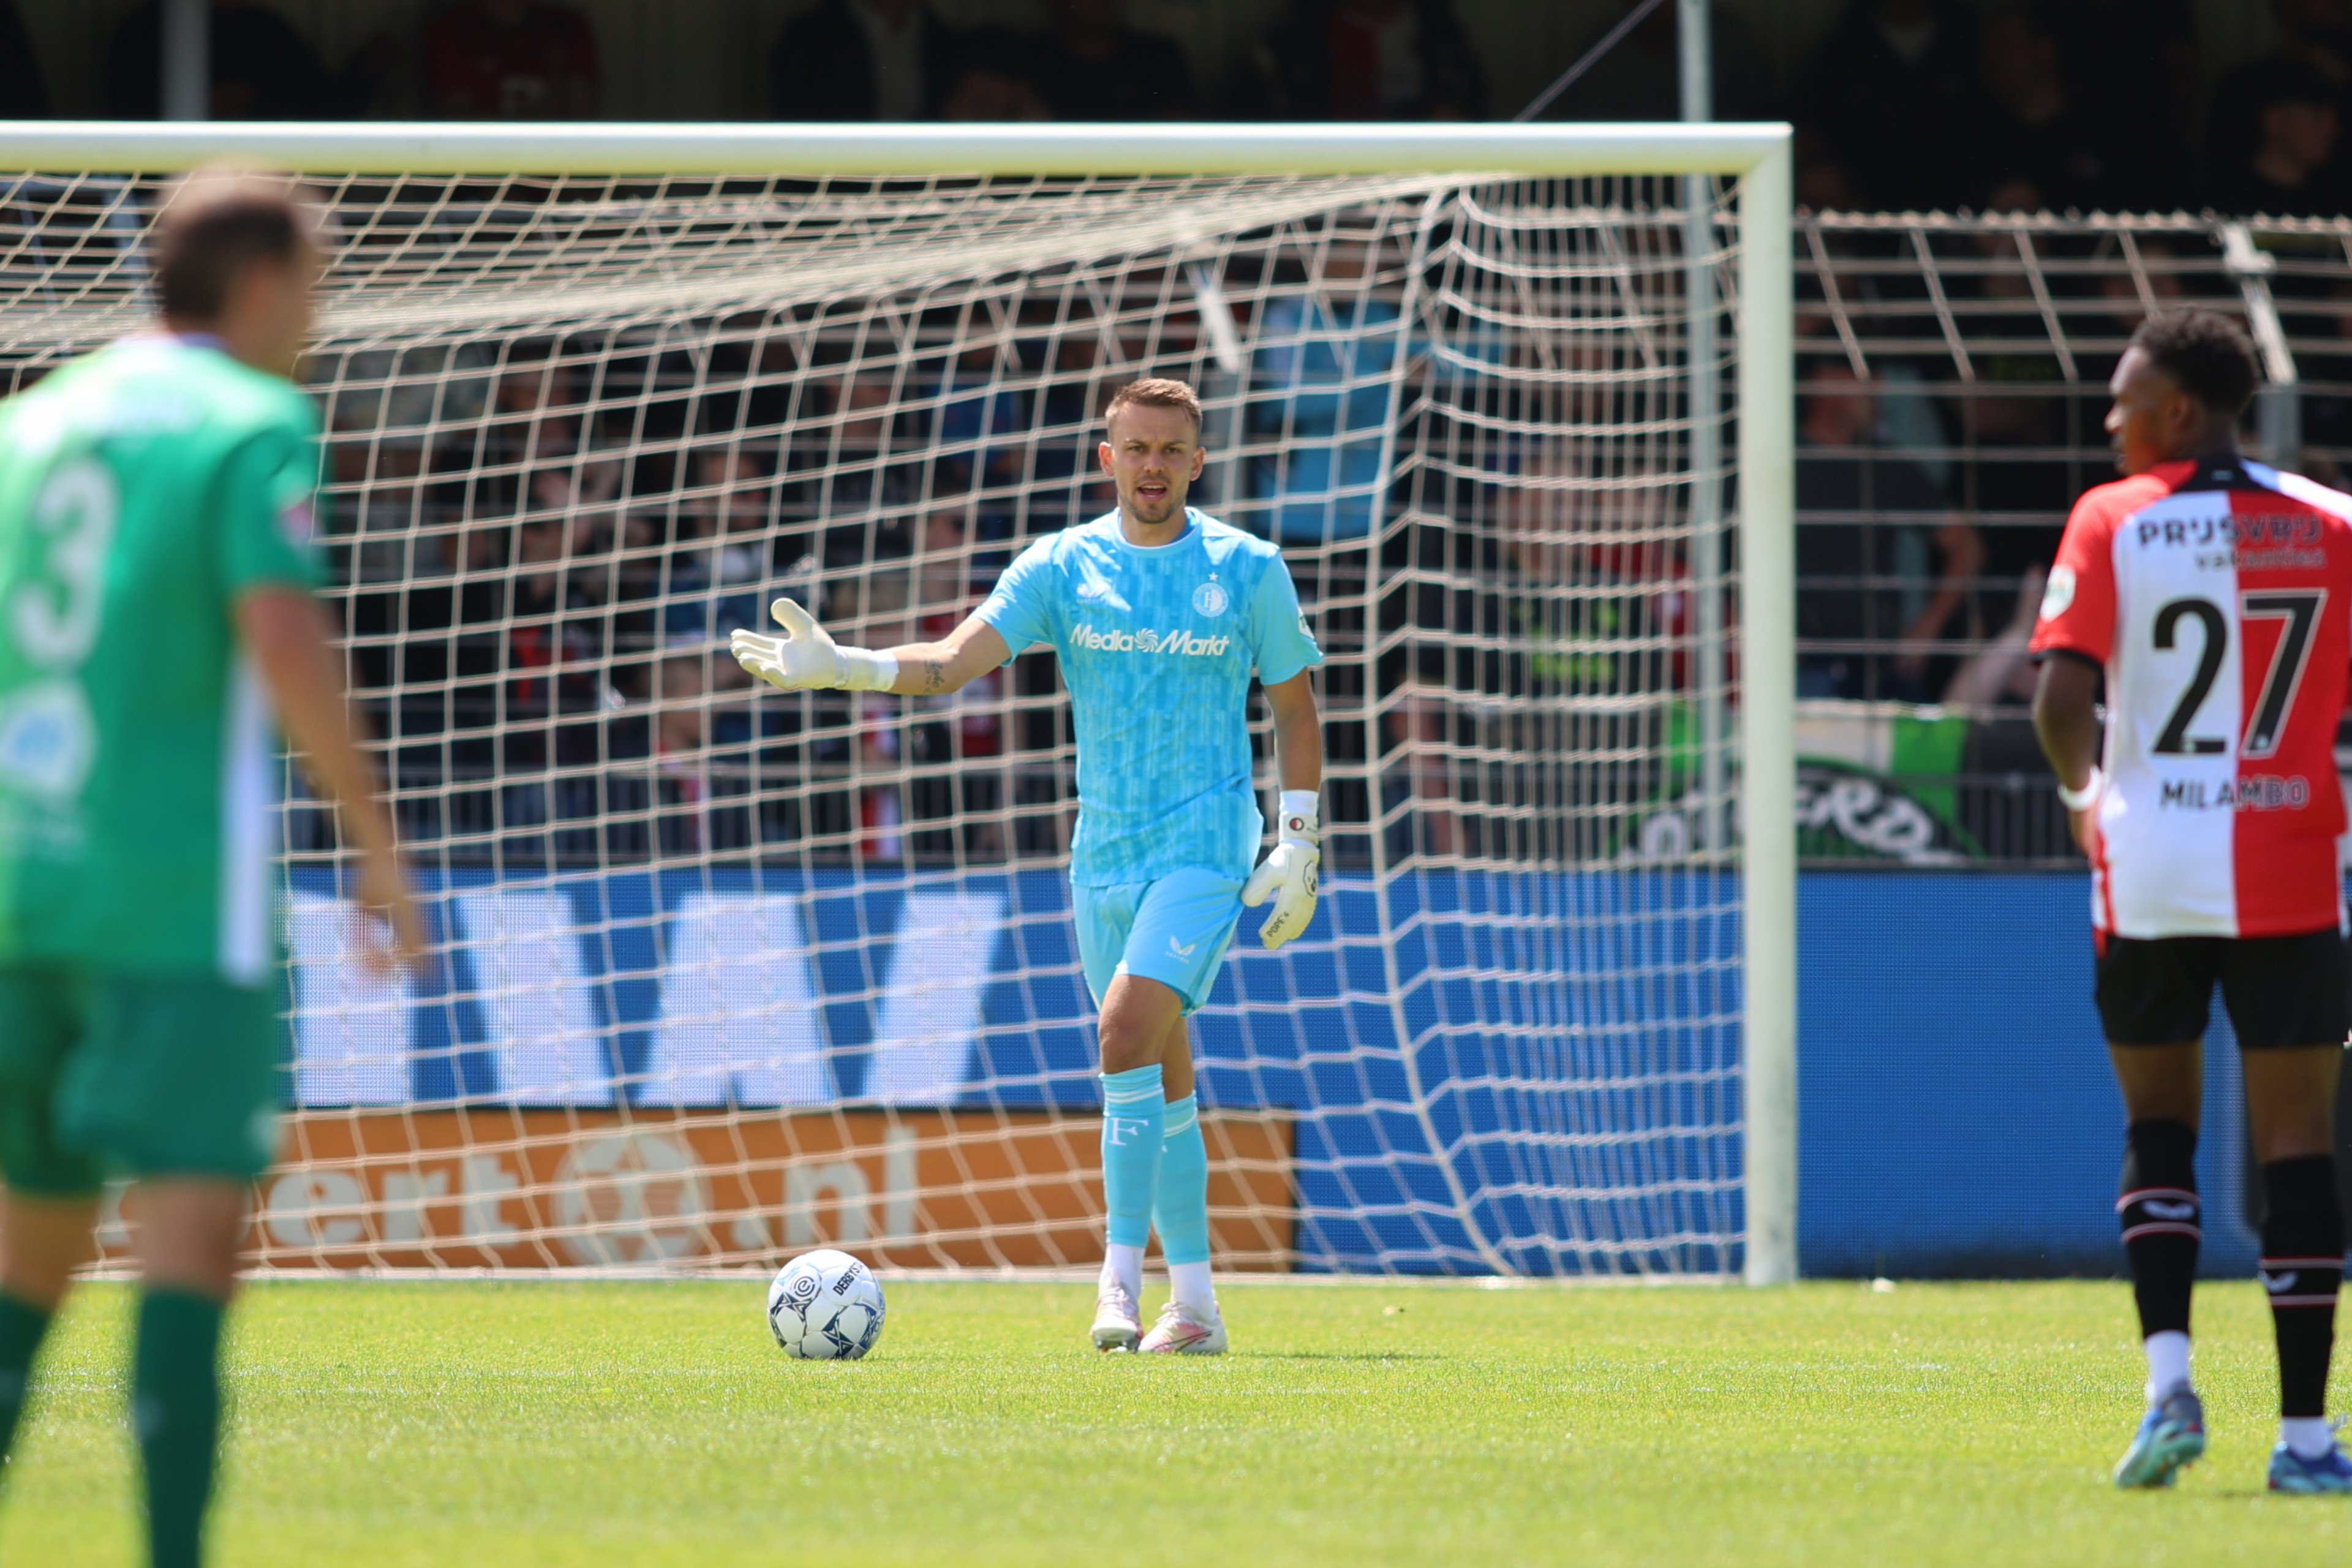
[0,966,281,1196]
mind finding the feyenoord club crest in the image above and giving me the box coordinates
[1192,580,1229,617]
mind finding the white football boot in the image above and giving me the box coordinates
[1138,1299,1227,1355]
[1091,1279,1142,1352]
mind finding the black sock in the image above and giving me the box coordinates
[0,1292,51,1473]
[2120,1119,2201,1340]
[134,1290,225,1568]
[2261,1156,2343,1420]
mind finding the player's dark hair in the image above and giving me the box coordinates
[151,167,323,322]
[1104,377,1202,434]
[2128,311,2259,417]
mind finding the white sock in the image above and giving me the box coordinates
[2283,1416,2336,1460]
[2144,1330,2192,1404]
[1169,1261,1216,1319]
[1102,1244,1144,1302]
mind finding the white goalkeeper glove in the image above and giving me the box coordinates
[1242,790,1321,951]
[730,596,898,692]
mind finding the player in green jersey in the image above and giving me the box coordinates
[0,170,421,1568]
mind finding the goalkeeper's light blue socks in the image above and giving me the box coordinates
[1155,1095,1218,1319]
[1100,1064,1165,1300]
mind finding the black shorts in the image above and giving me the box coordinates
[2095,929,2352,1050]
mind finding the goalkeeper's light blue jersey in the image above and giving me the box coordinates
[979,508,1322,886]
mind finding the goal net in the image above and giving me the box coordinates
[0,129,1790,1278]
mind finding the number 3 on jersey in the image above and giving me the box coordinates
[10,456,117,671]
[2152,589,2323,760]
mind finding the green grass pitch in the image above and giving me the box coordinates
[3,1278,2350,1564]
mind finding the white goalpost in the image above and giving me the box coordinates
[0,122,1793,1284]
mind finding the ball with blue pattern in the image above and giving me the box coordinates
[767,1249,886,1360]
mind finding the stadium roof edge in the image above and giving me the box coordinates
[0,120,1792,178]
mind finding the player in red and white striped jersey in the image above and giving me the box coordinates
[2032,311,2352,1493]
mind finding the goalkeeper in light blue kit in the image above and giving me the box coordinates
[734,378,1322,1353]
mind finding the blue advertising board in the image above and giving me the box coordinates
[282,864,2224,1278]
[282,865,1744,1277]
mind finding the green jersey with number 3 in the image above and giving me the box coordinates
[0,337,322,979]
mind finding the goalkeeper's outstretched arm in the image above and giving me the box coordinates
[731,597,1009,696]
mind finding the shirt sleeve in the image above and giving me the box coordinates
[214,418,324,600]
[1248,552,1324,685]
[2027,487,2122,665]
[976,538,1057,664]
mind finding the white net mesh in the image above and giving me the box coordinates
[0,166,1746,1275]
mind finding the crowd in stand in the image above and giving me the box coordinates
[0,1,2340,221]
[12,0,2352,866]
[1790,0,2352,221]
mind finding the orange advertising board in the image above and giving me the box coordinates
[107,1109,1293,1272]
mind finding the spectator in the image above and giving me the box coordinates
[1246,0,1485,122]
[1976,2,2168,212]
[1959,184,2073,587]
[908,502,1006,859]
[1793,0,1992,211]
[106,0,376,119]
[769,0,962,122]
[652,638,710,856]
[2046,0,2199,189]
[2204,58,2344,217]
[1030,0,1194,121]
[937,344,1027,484]
[0,2,48,119]
[665,446,777,648]
[848,569,913,861]
[529,436,624,565]
[1248,236,1404,543]
[1795,362,1982,701]
[1381,673,1460,862]
[1497,445,1691,695]
[453,505,606,843]
[938,29,1054,123]
[1794,132,1863,214]
[2205,0,2352,197]
[423,0,598,121]
[1941,564,2048,710]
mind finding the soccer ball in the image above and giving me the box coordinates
[766,1248,886,1360]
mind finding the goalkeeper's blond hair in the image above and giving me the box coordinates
[1104,377,1201,434]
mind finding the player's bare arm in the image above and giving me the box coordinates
[1242,669,1324,950]
[732,600,1009,696]
[1264,669,1323,795]
[2031,654,2101,853]
[238,587,423,971]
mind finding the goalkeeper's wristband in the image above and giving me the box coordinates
[1277,789,1320,845]
[836,647,899,692]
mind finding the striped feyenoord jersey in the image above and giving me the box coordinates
[2030,456,2352,939]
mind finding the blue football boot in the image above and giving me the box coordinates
[2113,1386,2206,1488]
[2268,1437,2352,1493]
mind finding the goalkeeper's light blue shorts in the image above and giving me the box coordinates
[1072,867,1246,1016]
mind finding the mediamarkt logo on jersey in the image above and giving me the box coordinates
[1074,624,1231,657]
